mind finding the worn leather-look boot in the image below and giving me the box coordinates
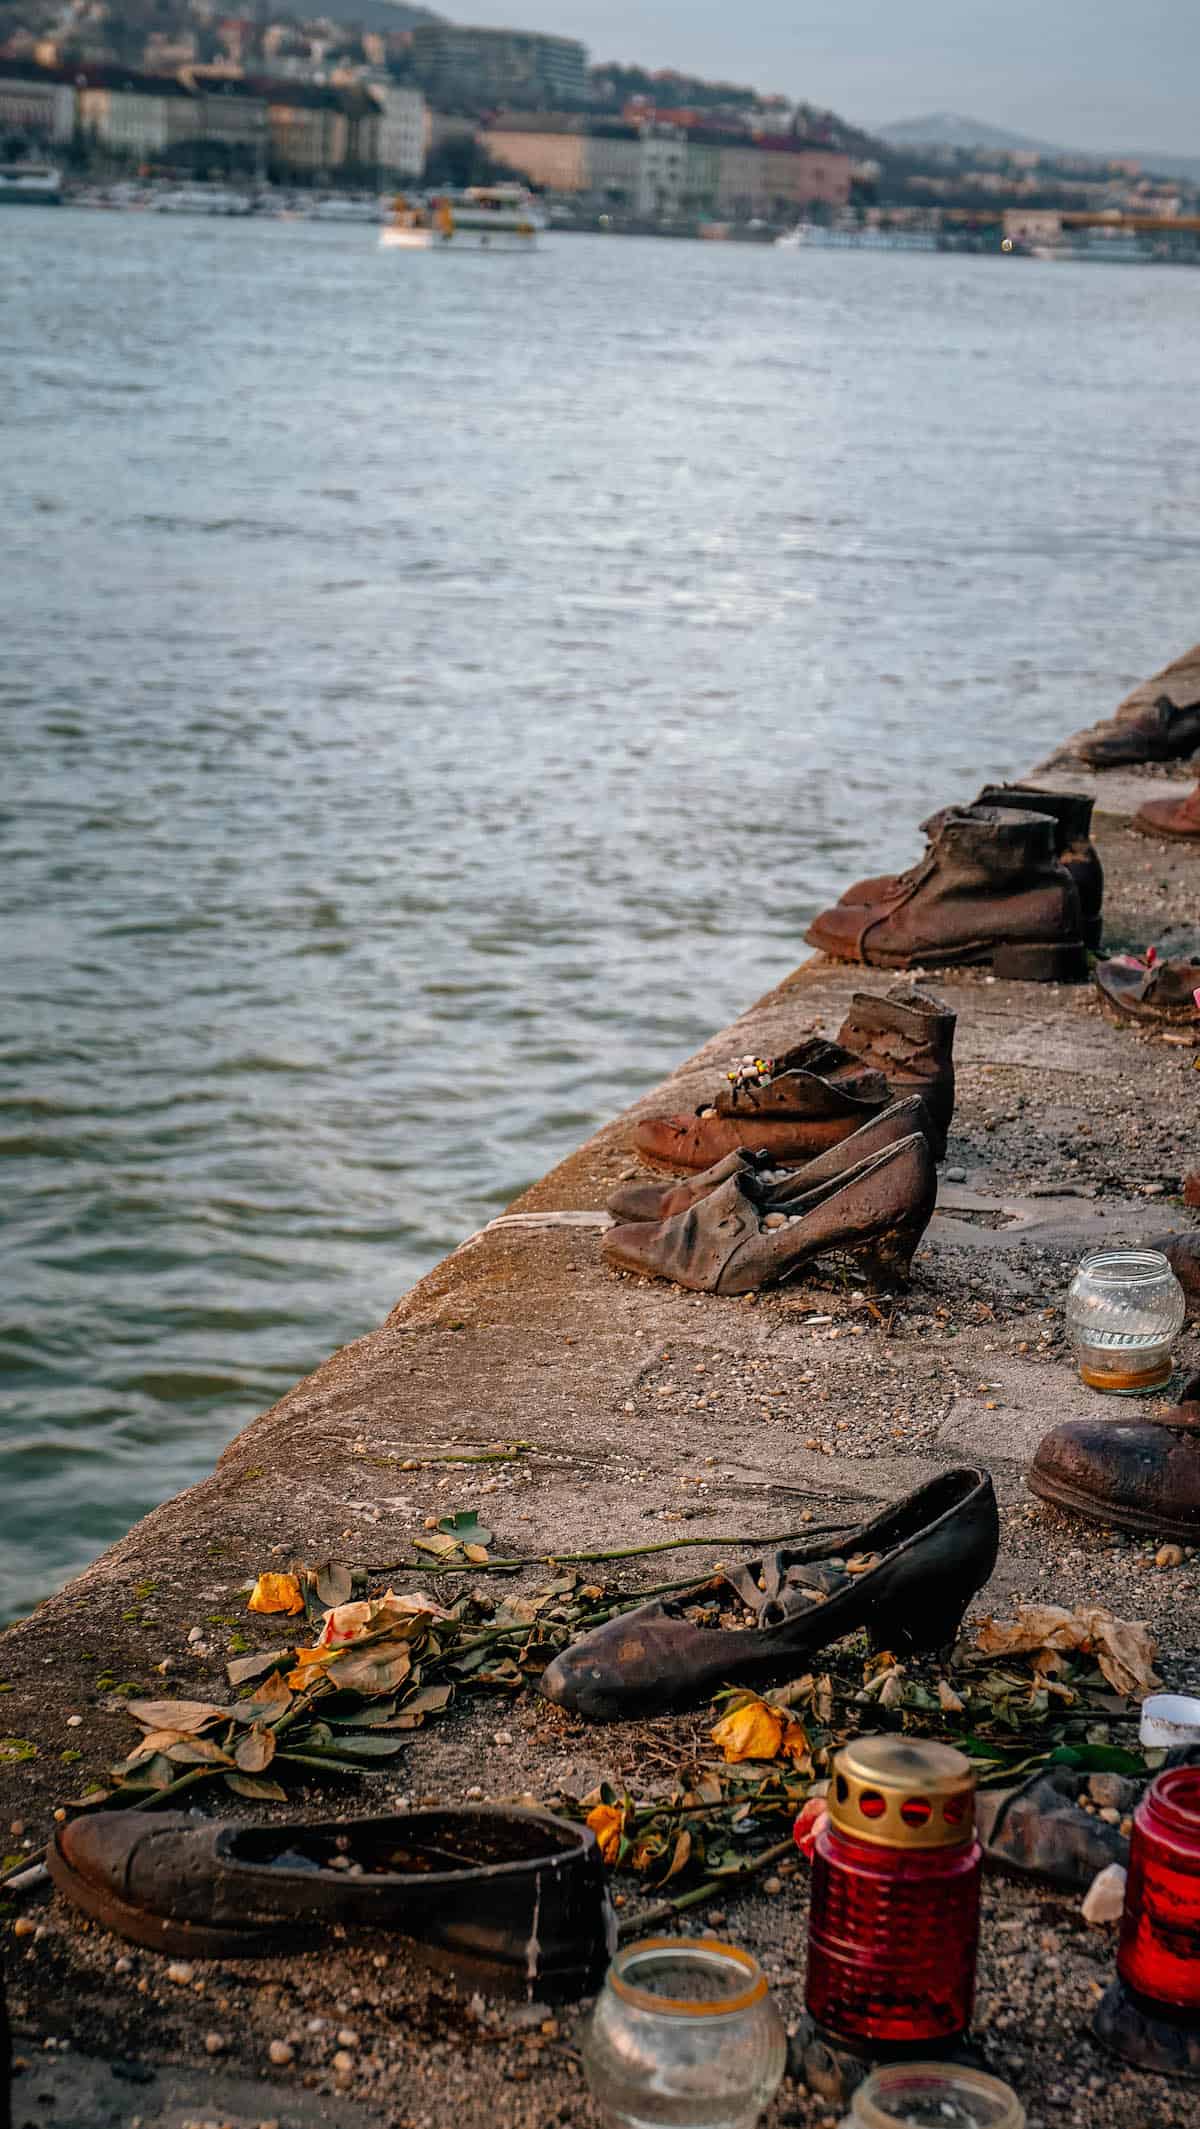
[1134,779,1200,841]
[539,1468,998,1721]
[835,986,956,1154]
[840,790,1103,949]
[604,1130,936,1294]
[1079,692,1200,768]
[807,807,1088,979]
[1029,1391,1200,1540]
[608,1095,935,1223]
[632,1038,890,1175]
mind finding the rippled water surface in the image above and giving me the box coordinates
[3,214,1198,1619]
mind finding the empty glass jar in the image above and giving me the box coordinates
[839,2062,1025,2129]
[582,1936,786,2128]
[1066,1249,1186,1394]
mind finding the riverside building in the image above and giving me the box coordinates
[409,24,588,112]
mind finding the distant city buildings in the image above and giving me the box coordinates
[409,23,588,112]
[480,113,853,219]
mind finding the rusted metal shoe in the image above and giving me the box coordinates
[608,1096,935,1223]
[539,1468,998,1721]
[632,1038,890,1175]
[807,807,1088,980]
[835,986,956,1153]
[1078,692,1200,768]
[1029,1397,1200,1539]
[977,1767,1129,1892]
[603,1130,936,1294]
[1133,779,1200,841]
[46,1806,614,1997]
[1094,951,1200,1029]
[841,789,1103,949]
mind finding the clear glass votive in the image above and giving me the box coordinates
[1066,1249,1186,1394]
[582,1935,786,2129]
[839,2061,1026,2129]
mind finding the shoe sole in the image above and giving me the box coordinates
[808,931,1090,983]
[1028,1467,1200,1545]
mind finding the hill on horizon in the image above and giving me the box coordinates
[878,111,1060,155]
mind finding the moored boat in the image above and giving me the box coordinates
[0,163,62,205]
[380,183,544,251]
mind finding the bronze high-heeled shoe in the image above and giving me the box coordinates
[602,1130,936,1295]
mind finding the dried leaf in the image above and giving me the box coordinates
[412,1533,462,1561]
[235,1724,277,1774]
[124,1699,229,1734]
[329,1644,413,1696]
[586,1802,624,1865]
[711,1696,785,1764]
[975,1604,1160,1700]
[938,1679,965,1714]
[314,1562,354,1609]
[226,1650,289,1688]
[392,1683,453,1728]
[464,1544,491,1565]
[225,1771,288,1803]
[247,1573,305,1617]
[164,1737,235,1767]
[662,1828,693,1882]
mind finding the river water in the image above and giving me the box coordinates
[2,212,1197,1620]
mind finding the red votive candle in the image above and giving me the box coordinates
[1118,1765,1200,2016]
[805,1735,981,2051]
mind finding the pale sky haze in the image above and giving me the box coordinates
[458,0,1196,156]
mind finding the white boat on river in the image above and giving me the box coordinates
[380,184,544,251]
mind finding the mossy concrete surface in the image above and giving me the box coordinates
[1,766,1198,2128]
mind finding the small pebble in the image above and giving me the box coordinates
[1156,1543,1184,1568]
[204,2032,226,2056]
[1082,1863,1127,1926]
[268,2038,294,2066]
[762,1875,783,1896]
[166,1962,195,1985]
[332,2050,356,2076]
[493,1730,513,1746]
[114,1957,133,1975]
[65,1715,83,1729]
[1098,1806,1121,1826]
[337,2027,359,2049]
[12,1917,35,1939]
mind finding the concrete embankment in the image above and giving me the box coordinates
[1,752,1198,2129]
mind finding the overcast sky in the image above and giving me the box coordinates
[461,0,1195,154]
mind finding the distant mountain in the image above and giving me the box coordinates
[878,112,1060,155]
[878,111,1200,185]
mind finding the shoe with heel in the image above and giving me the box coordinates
[602,1130,937,1295]
[538,1468,998,1721]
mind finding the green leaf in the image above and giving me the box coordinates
[0,1738,36,1763]
[435,1510,494,1549]
[1049,1743,1146,1775]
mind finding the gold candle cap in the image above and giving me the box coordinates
[829,1735,976,1851]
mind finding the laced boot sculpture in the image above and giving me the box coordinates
[835,986,956,1155]
[806,806,1088,980]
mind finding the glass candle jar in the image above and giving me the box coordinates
[839,2062,1025,2129]
[582,1936,786,2129]
[1066,1249,1185,1394]
[806,1736,981,2051]
[1116,1766,1200,2016]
